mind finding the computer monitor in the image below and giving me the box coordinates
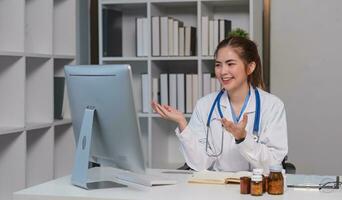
[65,65,146,189]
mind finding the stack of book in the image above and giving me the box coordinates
[141,73,221,113]
[151,16,196,57]
[201,16,232,56]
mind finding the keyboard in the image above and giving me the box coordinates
[114,171,177,187]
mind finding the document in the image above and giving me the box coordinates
[188,170,252,185]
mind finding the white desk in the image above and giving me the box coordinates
[14,167,342,200]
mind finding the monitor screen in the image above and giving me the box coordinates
[65,65,146,184]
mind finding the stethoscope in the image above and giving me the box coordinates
[205,86,261,157]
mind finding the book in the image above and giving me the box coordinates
[188,170,252,185]
[209,20,214,55]
[213,19,219,54]
[179,27,185,56]
[62,83,71,119]
[185,26,196,56]
[168,18,174,56]
[160,17,169,56]
[173,20,183,56]
[102,8,122,57]
[185,74,192,113]
[152,78,159,102]
[201,16,209,56]
[169,74,177,108]
[219,19,232,42]
[177,74,185,113]
[142,18,148,56]
[136,18,147,57]
[192,74,198,110]
[160,73,168,105]
[202,73,211,96]
[152,16,160,56]
[141,74,149,113]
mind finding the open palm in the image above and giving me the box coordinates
[221,114,248,140]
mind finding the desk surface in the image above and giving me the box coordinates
[14,167,342,200]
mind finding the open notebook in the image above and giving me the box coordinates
[188,170,252,185]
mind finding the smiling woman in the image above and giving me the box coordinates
[152,36,288,173]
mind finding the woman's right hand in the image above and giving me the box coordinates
[151,101,188,132]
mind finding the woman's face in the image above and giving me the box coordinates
[215,46,250,93]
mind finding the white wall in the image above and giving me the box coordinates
[270,0,342,175]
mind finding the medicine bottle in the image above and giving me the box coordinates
[268,165,284,195]
[240,176,251,194]
[251,175,263,196]
[252,168,266,193]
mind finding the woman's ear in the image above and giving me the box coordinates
[247,62,256,75]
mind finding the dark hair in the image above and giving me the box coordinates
[214,36,265,89]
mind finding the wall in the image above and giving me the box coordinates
[270,0,342,174]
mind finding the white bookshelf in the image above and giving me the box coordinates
[99,0,263,169]
[0,0,77,199]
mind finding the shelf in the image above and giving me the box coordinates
[138,113,150,117]
[26,128,54,187]
[53,119,72,126]
[151,56,198,61]
[53,0,76,55]
[0,56,25,128]
[25,53,52,58]
[26,122,52,131]
[25,0,53,54]
[0,0,24,52]
[26,57,53,124]
[0,133,26,200]
[0,126,25,136]
[54,124,75,178]
[150,113,192,118]
[0,0,76,197]
[53,54,76,59]
[98,0,263,170]
[0,51,25,57]
[101,56,148,62]
[201,56,214,60]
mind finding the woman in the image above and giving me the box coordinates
[152,36,288,172]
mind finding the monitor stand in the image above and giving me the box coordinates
[70,107,126,189]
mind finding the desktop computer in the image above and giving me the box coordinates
[65,65,176,189]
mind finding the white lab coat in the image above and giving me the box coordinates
[175,86,288,172]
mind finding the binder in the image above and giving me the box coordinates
[177,74,185,113]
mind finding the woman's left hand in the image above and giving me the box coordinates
[220,114,248,140]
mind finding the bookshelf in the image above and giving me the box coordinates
[99,0,263,169]
[0,0,76,199]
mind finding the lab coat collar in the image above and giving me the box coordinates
[219,85,257,119]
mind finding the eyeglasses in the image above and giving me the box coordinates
[205,118,224,157]
[319,176,341,193]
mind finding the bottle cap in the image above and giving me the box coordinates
[253,168,264,175]
[269,164,283,172]
[251,174,262,182]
